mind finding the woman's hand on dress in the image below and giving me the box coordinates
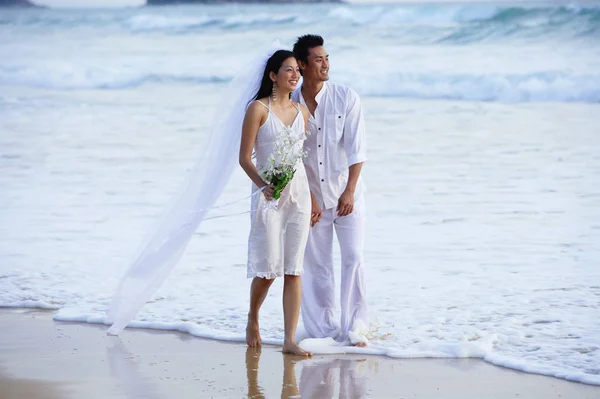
[310,194,322,226]
[262,184,275,201]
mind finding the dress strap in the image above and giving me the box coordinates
[255,100,269,111]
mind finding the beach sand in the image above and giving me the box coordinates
[0,309,598,399]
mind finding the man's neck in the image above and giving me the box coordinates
[301,79,325,102]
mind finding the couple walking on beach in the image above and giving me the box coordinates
[240,34,368,356]
[107,34,369,357]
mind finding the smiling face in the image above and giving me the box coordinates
[299,45,329,83]
[270,57,300,92]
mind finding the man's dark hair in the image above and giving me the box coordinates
[293,34,324,65]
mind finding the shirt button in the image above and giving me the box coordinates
[318,145,321,148]
[319,162,323,165]
[321,179,324,182]
[318,127,321,130]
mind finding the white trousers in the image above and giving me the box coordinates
[301,195,368,343]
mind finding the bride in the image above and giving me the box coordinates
[106,44,311,357]
[239,49,311,356]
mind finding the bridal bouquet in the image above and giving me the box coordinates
[260,126,308,208]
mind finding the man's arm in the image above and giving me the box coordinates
[299,102,323,226]
[343,88,367,167]
[338,89,367,216]
[337,163,362,216]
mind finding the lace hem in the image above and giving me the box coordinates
[247,268,304,279]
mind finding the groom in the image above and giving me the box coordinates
[292,35,369,346]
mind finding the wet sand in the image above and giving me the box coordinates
[0,309,598,399]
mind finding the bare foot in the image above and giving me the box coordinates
[282,340,312,357]
[354,341,368,347]
[246,318,261,347]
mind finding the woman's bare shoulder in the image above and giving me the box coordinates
[247,98,269,114]
[253,97,269,108]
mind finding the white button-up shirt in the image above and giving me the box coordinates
[292,81,367,210]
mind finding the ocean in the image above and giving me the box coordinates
[1,1,599,385]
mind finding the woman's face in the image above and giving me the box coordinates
[271,57,300,92]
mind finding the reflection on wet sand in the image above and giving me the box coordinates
[246,346,370,399]
[246,347,265,399]
[300,357,369,399]
[107,338,165,399]
[282,355,301,398]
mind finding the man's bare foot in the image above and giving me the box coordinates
[354,341,368,348]
[282,340,312,357]
[246,318,261,347]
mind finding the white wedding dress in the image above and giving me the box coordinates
[107,43,290,336]
[246,98,311,279]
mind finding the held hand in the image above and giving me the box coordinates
[337,190,354,217]
[310,195,322,227]
[262,184,275,201]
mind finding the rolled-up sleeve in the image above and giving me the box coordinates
[343,88,367,166]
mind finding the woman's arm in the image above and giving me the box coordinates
[239,101,274,199]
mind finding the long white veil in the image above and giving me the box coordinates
[106,42,286,335]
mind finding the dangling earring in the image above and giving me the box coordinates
[271,82,277,101]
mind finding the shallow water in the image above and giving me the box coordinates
[1,2,599,385]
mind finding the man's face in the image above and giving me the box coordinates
[301,46,329,83]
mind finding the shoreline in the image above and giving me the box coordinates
[0,308,598,398]
[20,305,599,386]
[2,305,600,386]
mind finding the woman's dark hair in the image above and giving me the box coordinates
[293,34,324,65]
[253,49,295,101]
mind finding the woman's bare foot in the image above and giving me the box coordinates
[282,339,312,357]
[354,341,368,348]
[246,317,261,347]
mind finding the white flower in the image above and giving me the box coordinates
[260,125,307,180]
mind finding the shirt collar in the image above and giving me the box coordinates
[298,80,328,106]
[315,80,328,103]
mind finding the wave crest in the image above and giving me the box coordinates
[126,13,297,32]
[328,4,600,42]
[127,14,217,32]
[1,65,598,103]
[355,71,600,103]
[0,66,231,90]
